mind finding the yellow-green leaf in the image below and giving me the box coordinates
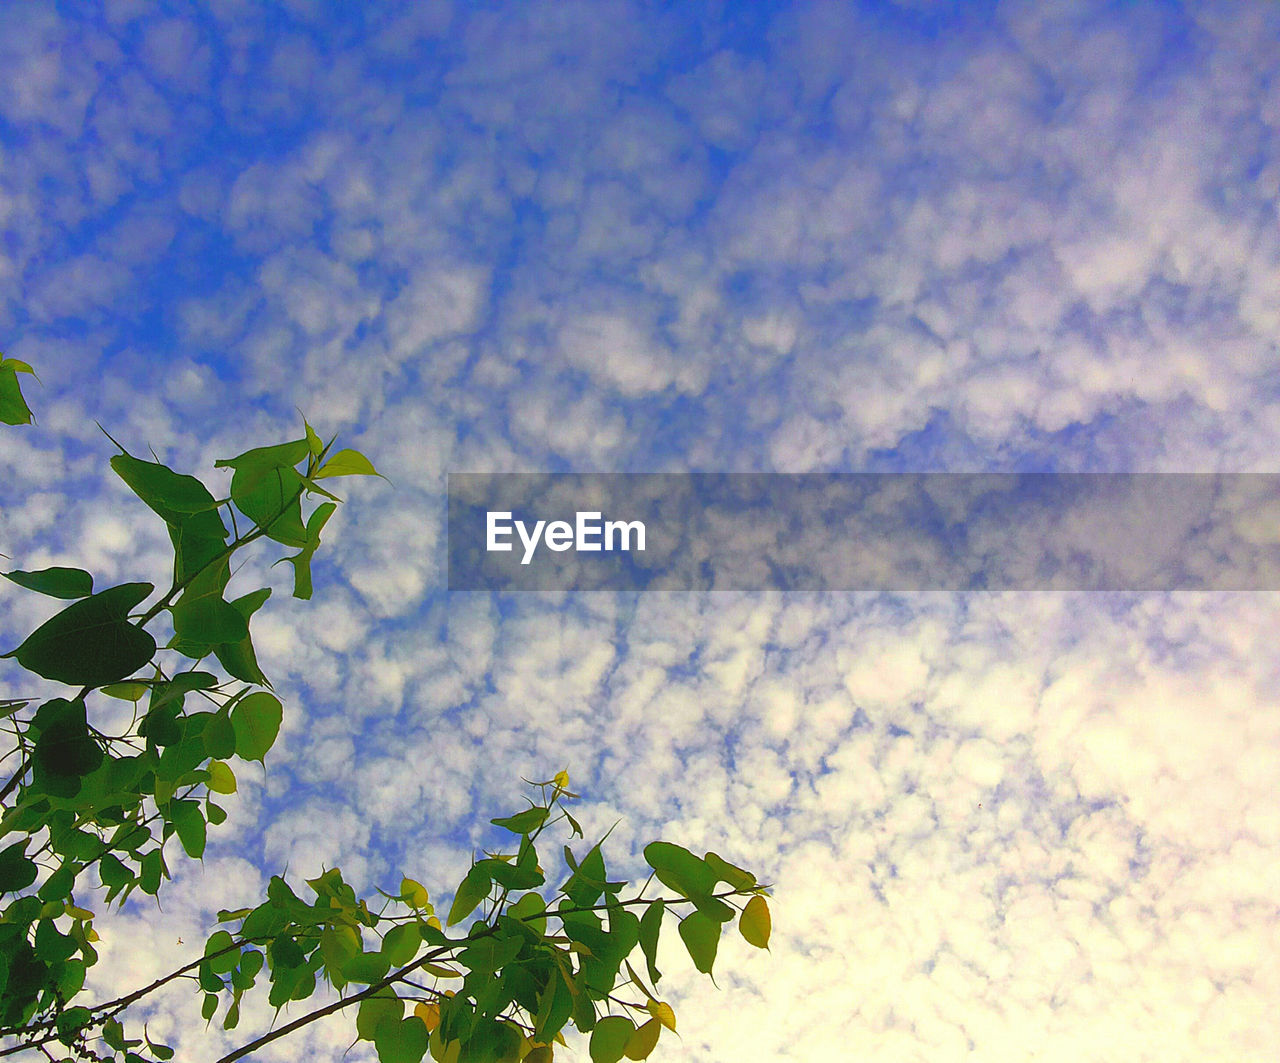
[739,895,771,949]
[589,1016,634,1063]
[401,877,430,909]
[645,1001,676,1033]
[421,961,462,979]
[315,448,380,479]
[206,760,237,795]
[624,1018,661,1060]
[100,681,148,702]
[414,1001,439,1032]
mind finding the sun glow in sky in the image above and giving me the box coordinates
[3,2,1280,1060]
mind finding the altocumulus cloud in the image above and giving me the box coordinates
[2,1,1279,1059]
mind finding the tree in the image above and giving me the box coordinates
[0,360,771,1063]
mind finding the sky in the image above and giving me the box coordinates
[2,0,1279,1060]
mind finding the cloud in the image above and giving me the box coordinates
[3,2,1280,1060]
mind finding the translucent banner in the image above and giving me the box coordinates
[447,474,1280,591]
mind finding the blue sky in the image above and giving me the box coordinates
[3,1,1280,1060]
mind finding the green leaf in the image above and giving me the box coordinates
[357,988,403,1040]
[171,593,249,644]
[506,892,547,936]
[3,567,93,599]
[214,588,272,686]
[0,362,34,425]
[400,877,430,909]
[532,972,572,1042]
[677,911,719,976]
[739,895,770,949]
[215,438,310,475]
[381,922,420,966]
[478,856,543,892]
[31,698,103,793]
[54,1005,92,1046]
[703,852,756,891]
[111,451,222,518]
[315,447,381,479]
[230,691,283,762]
[228,463,308,547]
[0,840,38,893]
[100,682,148,701]
[37,859,77,901]
[446,864,491,926]
[561,842,609,907]
[637,900,663,985]
[3,583,155,687]
[590,1016,635,1063]
[457,933,522,975]
[280,501,336,600]
[304,419,325,458]
[624,1017,661,1060]
[342,950,391,984]
[375,1015,431,1063]
[643,842,718,906]
[205,930,239,976]
[490,807,548,835]
[204,712,236,760]
[170,799,206,859]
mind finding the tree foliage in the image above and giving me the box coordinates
[0,363,770,1062]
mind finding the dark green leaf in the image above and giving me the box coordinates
[35,919,77,963]
[4,583,155,687]
[53,1005,92,1045]
[32,699,103,793]
[3,567,93,599]
[0,840,38,893]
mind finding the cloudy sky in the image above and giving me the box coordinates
[3,1,1279,1060]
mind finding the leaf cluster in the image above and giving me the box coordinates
[0,370,771,1063]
